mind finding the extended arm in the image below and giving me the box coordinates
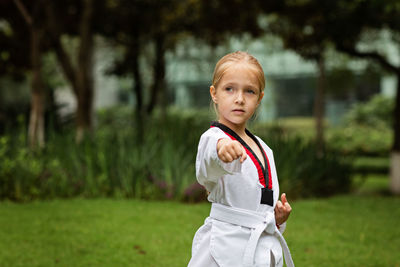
[196,131,244,188]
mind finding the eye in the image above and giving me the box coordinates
[225,87,233,92]
[246,89,256,94]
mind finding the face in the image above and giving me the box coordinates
[210,63,264,130]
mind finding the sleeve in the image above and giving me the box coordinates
[195,129,242,187]
[278,222,286,234]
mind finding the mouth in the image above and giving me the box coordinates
[232,109,245,113]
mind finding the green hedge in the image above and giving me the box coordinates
[254,132,352,199]
[344,94,394,128]
[326,125,392,157]
[1,108,352,201]
[329,94,394,156]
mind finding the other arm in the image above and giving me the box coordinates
[275,193,292,232]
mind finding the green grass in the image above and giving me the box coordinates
[0,199,205,267]
[289,194,400,266]
[1,191,400,266]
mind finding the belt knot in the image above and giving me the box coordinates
[263,212,276,234]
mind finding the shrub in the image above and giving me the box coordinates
[327,125,392,156]
[326,94,394,157]
[0,108,211,201]
[1,107,352,201]
[256,133,353,199]
[344,94,394,128]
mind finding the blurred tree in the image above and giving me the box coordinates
[0,1,30,78]
[102,0,262,141]
[1,0,105,143]
[0,0,47,148]
[259,1,341,156]
[44,0,98,143]
[13,0,46,148]
[326,0,400,194]
[261,0,400,194]
[187,0,262,46]
[0,1,31,132]
[102,0,193,141]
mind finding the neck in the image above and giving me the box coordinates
[218,119,246,137]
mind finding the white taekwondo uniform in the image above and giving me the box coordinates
[188,122,294,267]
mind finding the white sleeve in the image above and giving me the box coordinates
[195,129,242,186]
[278,221,286,234]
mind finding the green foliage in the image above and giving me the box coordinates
[259,134,352,199]
[0,108,212,201]
[326,94,394,157]
[252,117,318,140]
[327,125,392,156]
[344,94,394,128]
[254,120,352,199]
[0,135,41,201]
[1,108,353,201]
[351,157,389,176]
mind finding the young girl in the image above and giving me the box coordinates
[188,51,294,267]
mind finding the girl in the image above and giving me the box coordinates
[188,51,294,267]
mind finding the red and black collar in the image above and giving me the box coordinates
[210,121,272,190]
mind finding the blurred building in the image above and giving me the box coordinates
[167,36,389,125]
[53,35,395,125]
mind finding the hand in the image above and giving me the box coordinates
[275,193,292,225]
[217,138,247,163]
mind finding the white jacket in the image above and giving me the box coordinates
[188,123,294,267]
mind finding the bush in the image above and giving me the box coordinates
[344,94,394,128]
[0,108,212,201]
[327,125,392,156]
[258,134,353,199]
[326,94,394,157]
[1,108,352,201]
[0,136,42,201]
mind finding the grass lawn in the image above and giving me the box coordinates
[1,179,400,266]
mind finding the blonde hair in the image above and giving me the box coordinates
[212,51,265,91]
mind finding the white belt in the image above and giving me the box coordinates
[210,203,295,267]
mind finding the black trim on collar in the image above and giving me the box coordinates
[210,121,274,206]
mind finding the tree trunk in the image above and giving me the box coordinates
[390,74,400,194]
[314,56,325,156]
[28,26,45,149]
[14,0,45,149]
[75,0,94,143]
[45,0,94,143]
[147,34,166,115]
[131,39,145,142]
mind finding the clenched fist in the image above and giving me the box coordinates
[275,193,292,225]
[217,138,247,163]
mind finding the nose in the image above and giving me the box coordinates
[235,91,244,104]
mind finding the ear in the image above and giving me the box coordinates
[257,91,264,106]
[210,86,217,103]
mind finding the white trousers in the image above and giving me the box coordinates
[188,203,294,267]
